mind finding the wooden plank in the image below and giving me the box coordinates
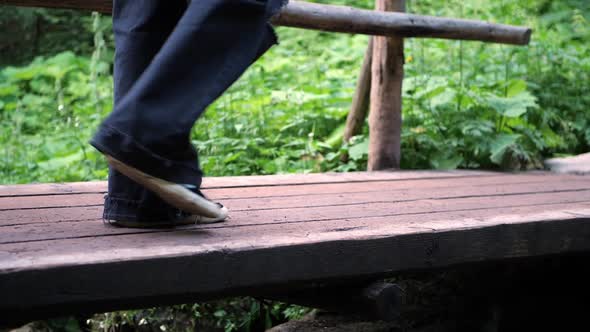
[205,174,590,200]
[0,206,101,226]
[2,190,589,244]
[211,184,590,213]
[0,193,103,211]
[0,0,111,12]
[0,181,106,197]
[2,176,589,224]
[0,0,532,45]
[545,153,590,175]
[368,0,405,170]
[3,204,589,270]
[0,170,497,197]
[3,174,583,210]
[0,171,587,323]
[1,204,589,324]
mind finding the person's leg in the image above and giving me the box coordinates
[91,0,286,215]
[104,0,189,224]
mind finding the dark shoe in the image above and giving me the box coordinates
[105,205,227,228]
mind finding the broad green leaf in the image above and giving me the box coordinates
[348,137,369,160]
[324,122,345,148]
[0,84,18,96]
[430,89,455,109]
[38,151,85,171]
[431,154,463,170]
[457,92,476,110]
[3,65,43,81]
[506,79,528,97]
[490,134,520,165]
[485,91,538,118]
[540,126,565,148]
[224,151,244,163]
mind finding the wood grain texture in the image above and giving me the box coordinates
[0,170,497,197]
[0,171,589,324]
[4,174,585,210]
[275,1,532,45]
[1,0,532,45]
[1,206,589,324]
[0,0,111,12]
[2,174,588,225]
[368,0,405,170]
[344,38,373,144]
[7,193,590,247]
[2,192,589,245]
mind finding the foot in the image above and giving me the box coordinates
[105,206,228,228]
[104,154,229,220]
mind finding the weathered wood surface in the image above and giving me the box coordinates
[1,0,532,45]
[545,152,590,175]
[368,0,405,170]
[0,170,495,197]
[1,171,589,325]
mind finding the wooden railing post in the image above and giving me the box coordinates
[344,37,373,144]
[368,0,405,170]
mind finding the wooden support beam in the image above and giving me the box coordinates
[1,0,532,45]
[368,0,405,171]
[1,172,590,324]
[344,38,373,145]
[265,281,404,322]
[0,0,112,12]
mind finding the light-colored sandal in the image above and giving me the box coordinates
[105,155,228,220]
[104,213,227,228]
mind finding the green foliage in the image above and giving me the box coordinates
[2,1,589,183]
[0,24,113,183]
[1,0,589,330]
[83,299,309,332]
[397,0,589,170]
[0,6,106,66]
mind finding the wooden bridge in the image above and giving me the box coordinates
[3,0,589,328]
[2,170,590,325]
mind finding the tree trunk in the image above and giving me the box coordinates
[368,0,405,170]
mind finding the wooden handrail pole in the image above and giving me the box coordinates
[368,0,405,170]
[276,1,531,45]
[1,0,532,45]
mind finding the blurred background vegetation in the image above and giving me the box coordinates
[1,0,588,185]
[0,0,588,331]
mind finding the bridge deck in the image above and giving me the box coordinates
[1,170,590,325]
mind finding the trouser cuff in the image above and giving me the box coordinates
[102,195,187,222]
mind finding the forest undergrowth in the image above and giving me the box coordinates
[0,0,588,331]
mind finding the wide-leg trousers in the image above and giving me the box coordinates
[91,0,284,222]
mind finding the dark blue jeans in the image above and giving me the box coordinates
[91,0,284,222]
